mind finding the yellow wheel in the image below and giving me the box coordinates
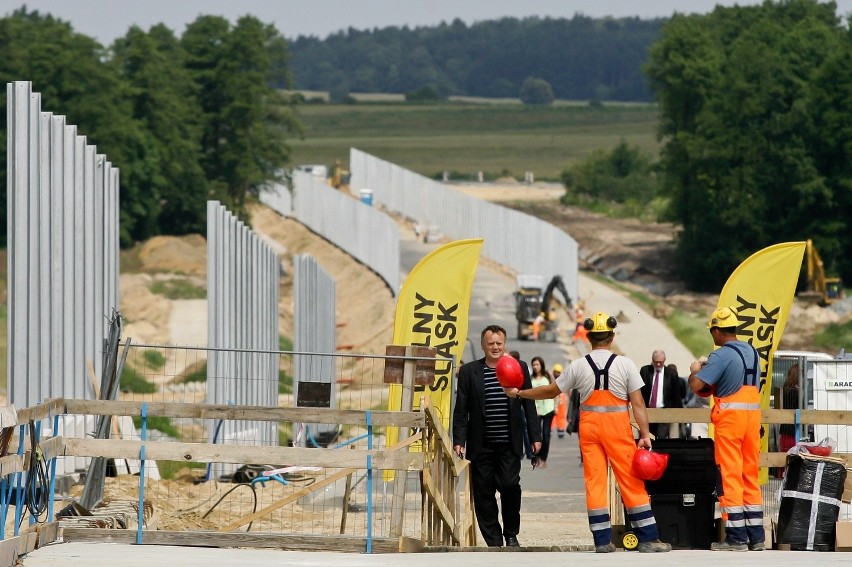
[622,532,639,551]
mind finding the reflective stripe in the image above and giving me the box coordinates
[721,506,744,514]
[632,517,657,528]
[626,503,653,514]
[719,402,760,410]
[725,518,746,527]
[588,507,609,516]
[580,404,628,413]
[745,517,764,526]
[744,504,763,513]
[590,521,611,531]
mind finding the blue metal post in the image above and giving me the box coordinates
[13,424,25,535]
[47,414,59,521]
[137,403,148,545]
[365,410,373,554]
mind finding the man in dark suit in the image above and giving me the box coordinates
[639,350,684,439]
[452,324,541,547]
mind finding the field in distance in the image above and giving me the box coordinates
[289,98,660,181]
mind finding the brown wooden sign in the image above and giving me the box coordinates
[383,345,437,385]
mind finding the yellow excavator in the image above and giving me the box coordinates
[799,239,845,306]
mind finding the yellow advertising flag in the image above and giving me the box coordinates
[385,239,483,452]
[716,241,806,484]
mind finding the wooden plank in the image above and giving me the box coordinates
[39,435,65,462]
[34,521,59,548]
[421,468,459,544]
[16,532,37,556]
[0,453,25,479]
[0,406,18,429]
[16,398,66,424]
[61,529,405,553]
[0,537,19,566]
[63,437,424,470]
[643,407,852,425]
[390,347,417,537]
[219,432,422,533]
[63,399,424,428]
[398,536,424,552]
[423,399,467,477]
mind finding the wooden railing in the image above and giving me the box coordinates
[421,397,477,547]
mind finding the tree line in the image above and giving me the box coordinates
[0,8,297,247]
[289,16,663,102]
[2,2,851,294]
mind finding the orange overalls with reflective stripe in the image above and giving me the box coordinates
[581,354,659,547]
[713,343,764,545]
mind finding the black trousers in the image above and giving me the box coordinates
[470,442,522,546]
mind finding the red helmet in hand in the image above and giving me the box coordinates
[631,448,669,481]
[496,355,524,389]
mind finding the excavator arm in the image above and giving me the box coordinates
[540,275,573,319]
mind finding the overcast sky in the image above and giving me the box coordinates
[10,1,852,45]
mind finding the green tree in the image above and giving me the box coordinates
[518,77,554,105]
[560,140,658,206]
[0,7,154,246]
[111,25,208,237]
[181,15,300,218]
[646,0,850,291]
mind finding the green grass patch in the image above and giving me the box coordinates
[120,366,156,393]
[149,279,206,300]
[290,102,659,181]
[132,415,181,438]
[279,335,293,352]
[142,349,166,369]
[813,320,852,354]
[666,311,715,358]
[156,460,206,481]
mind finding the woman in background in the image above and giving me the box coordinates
[530,356,556,468]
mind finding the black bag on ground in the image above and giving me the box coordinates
[776,454,846,551]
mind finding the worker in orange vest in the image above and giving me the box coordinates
[502,312,671,553]
[551,363,568,437]
[689,306,765,552]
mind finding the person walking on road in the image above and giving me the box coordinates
[452,325,542,547]
[688,306,765,552]
[551,363,568,438]
[502,312,671,554]
[530,356,555,468]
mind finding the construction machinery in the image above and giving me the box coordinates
[800,239,845,306]
[514,274,573,341]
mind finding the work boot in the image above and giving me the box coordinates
[637,540,672,553]
[505,535,520,547]
[710,540,748,552]
[595,543,617,553]
[748,541,765,551]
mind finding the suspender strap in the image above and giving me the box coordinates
[585,353,618,391]
[722,343,759,387]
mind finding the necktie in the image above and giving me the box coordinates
[650,370,660,408]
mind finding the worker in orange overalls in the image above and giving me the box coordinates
[551,363,568,438]
[688,306,765,552]
[502,312,671,553]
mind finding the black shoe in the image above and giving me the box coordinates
[505,535,520,547]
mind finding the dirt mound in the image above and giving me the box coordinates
[138,234,207,275]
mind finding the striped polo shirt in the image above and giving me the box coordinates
[483,361,510,444]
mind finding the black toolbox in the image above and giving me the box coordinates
[650,493,716,549]
[645,438,717,549]
[645,438,717,495]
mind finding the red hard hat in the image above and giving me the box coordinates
[631,448,669,481]
[495,355,524,389]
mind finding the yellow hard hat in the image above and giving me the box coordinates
[552,363,563,373]
[707,306,739,329]
[583,312,618,333]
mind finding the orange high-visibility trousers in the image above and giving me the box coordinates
[712,385,764,544]
[580,389,658,547]
[553,393,568,433]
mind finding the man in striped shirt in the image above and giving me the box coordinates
[452,324,541,547]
